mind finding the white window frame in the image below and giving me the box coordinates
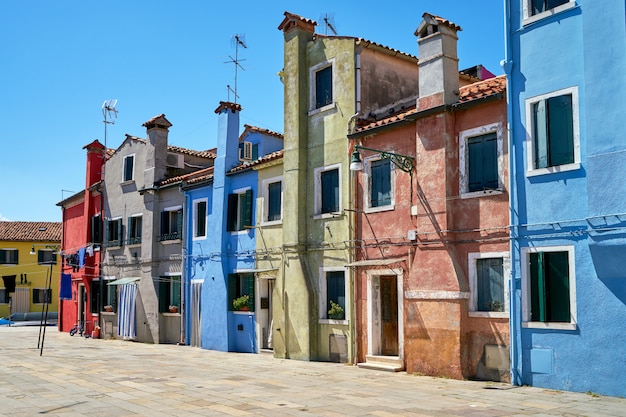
[318,266,348,324]
[309,59,335,115]
[261,176,283,226]
[468,251,510,318]
[314,163,342,219]
[459,122,505,198]
[106,216,123,247]
[525,86,580,177]
[522,0,576,26]
[127,213,142,246]
[192,198,208,240]
[122,153,135,183]
[364,156,395,213]
[521,245,577,330]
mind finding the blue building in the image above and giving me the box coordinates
[182,102,283,353]
[504,0,626,397]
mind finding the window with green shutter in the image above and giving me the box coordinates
[267,181,282,221]
[106,218,123,246]
[529,251,571,322]
[227,190,253,231]
[123,154,134,182]
[315,66,333,108]
[326,271,345,319]
[127,215,142,245]
[160,209,182,241]
[321,168,339,214]
[370,159,392,207]
[229,273,255,312]
[159,276,181,313]
[533,93,574,169]
[468,132,498,192]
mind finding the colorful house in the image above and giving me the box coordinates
[0,221,61,320]
[348,13,509,380]
[277,11,419,363]
[101,114,215,343]
[504,0,626,396]
[183,103,284,352]
[56,140,106,335]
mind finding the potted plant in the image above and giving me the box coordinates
[328,300,344,320]
[233,294,250,311]
[104,305,114,312]
[168,305,178,313]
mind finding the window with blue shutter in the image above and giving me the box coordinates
[321,168,339,214]
[468,132,498,192]
[195,200,207,237]
[476,258,505,312]
[315,66,333,108]
[123,155,134,182]
[371,159,391,207]
[326,271,345,319]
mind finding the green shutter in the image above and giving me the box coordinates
[534,101,549,169]
[245,274,255,312]
[468,133,498,192]
[172,276,181,309]
[268,182,281,221]
[228,274,237,310]
[177,209,183,237]
[127,217,132,243]
[529,252,545,322]
[243,189,253,229]
[547,94,574,166]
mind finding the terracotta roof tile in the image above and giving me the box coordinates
[228,150,284,174]
[167,145,216,159]
[0,221,62,242]
[351,108,417,135]
[430,14,462,32]
[278,11,317,33]
[458,75,506,103]
[239,124,284,142]
[158,167,214,187]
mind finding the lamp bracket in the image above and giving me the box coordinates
[354,145,415,173]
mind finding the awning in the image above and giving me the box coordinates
[345,258,406,267]
[107,277,141,285]
[235,268,279,279]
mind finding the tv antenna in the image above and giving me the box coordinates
[102,99,118,149]
[224,34,247,104]
[320,13,337,35]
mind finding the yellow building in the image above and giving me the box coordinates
[0,222,61,319]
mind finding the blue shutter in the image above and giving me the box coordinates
[476,258,504,311]
[321,169,339,213]
[371,159,391,207]
[315,66,333,108]
[468,132,498,192]
[326,271,345,318]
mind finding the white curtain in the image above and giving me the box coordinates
[190,281,202,347]
[117,283,137,339]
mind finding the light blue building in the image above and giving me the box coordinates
[504,0,626,397]
[183,102,283,353]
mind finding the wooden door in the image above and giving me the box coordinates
[380,275,398,356]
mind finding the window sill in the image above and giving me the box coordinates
[313,212,343,220]
[364,205,395,214]
[522,2,576,27]
[160,239,182,245]
[319,318,348,325]
[161,312,180,317]
[260,220,283,227]
[522,321,577,331]
[526,162,580,177]
[308,102,336,116]
[468,311,508,319]
[460,189,503,199]
[233,310,254,315]
[120,180,135,186]
[101,311,116,316]
[192,235,207,241]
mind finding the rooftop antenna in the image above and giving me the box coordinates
[224,34,247,104]
[102,99,118,149]
[320,13,337,35]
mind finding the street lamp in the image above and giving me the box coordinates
[349,145,415,173]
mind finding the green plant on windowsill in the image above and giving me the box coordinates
[233,294,250,311]
[328,300,344,320]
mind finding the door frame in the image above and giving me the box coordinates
[366,268,404,360]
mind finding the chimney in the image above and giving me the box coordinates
[213,101,242,188]
[415,13,462,110]
[142,114,172,186]
[83,140,106,188]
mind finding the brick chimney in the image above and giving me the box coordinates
[142,114,172,186]
[415,13,462,110]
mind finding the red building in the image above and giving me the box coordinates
[348,14,509,381]
[57,140,106,335]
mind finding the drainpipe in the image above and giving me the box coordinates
[501,0,521,386]
[180,187,189,345]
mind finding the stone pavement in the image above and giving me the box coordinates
[0,326,624,417]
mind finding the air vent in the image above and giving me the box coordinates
[166,153,184,168]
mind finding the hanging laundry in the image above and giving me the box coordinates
[60,273,72,300]
[79,247,86,268]
[86,245,94,257]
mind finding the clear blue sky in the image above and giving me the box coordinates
[0,1,504,222]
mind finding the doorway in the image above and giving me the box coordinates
[257,277,274,351]
[366,270,404,364]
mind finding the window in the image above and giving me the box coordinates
[523,0,574,23]
[526,87,579,175]
[315,164,341,216]
[319,269,346,321]
[367,158,393,209]
[127,215,142,245]
[33,288,52,304]
[91,214,102,244]
[460,123,503,196]
[227,189,253,232]
[104,278,117,313]
[0,249,18,264]
[309,60,334,112]
[0,288,7,304]
[468,252,510,318]
[522,246,576,329]
[37,249,57,265]
[122,154,134,182]
[158,275,181,313]
[228,273,255,312]
[193,199,207,239]
[90,280,100,314]
[262,177,282,224]
[160,207,182,241]
[106,218,123,247]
